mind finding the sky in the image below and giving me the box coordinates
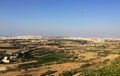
[0,0,120,37]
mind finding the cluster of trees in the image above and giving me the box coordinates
[21,51,33,62]
[70,40,88,45]
[0,47,20,49]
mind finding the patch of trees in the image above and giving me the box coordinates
[21,51,33,62]
[0,47,20,49]
[71,40,88,45]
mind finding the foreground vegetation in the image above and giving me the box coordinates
[80,56,120,76]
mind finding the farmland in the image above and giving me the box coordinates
[0,38,120,76]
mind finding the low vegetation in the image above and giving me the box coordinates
[18,50,76,69]
[80,56,120,76]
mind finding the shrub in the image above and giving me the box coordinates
[40,70,56,76]
[59,69,78,76]
[81,63,91,68]
[59,71,73,76]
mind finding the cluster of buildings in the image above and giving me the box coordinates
[64,37,120,42]
[0,51,23,64]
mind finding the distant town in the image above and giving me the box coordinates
[1,35,120,42]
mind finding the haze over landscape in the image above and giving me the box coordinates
[0,0,120,37]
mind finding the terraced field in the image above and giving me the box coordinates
[0,39,120,76]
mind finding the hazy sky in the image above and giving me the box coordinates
[0,0,120,37]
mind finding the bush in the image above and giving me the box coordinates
[40,70,56,76]
[59,71,73,76]
[59,69,78,76]
[23,73,32,76]
[81,63,91,68]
